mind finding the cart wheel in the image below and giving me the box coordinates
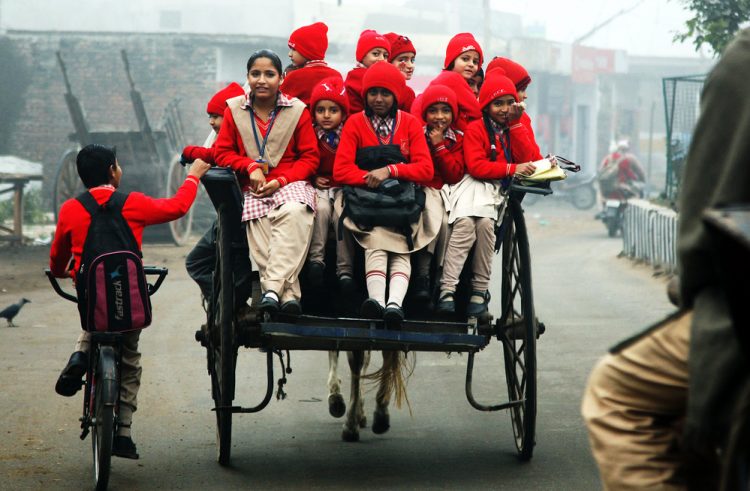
[211,205,236,466]
[570,184,597,210]
[54,148,85,220]
[499,197,537,461]
[166,155,194,245]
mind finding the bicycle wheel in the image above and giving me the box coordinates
[500,197,537,461]
[213,206,236,466]
[91,346,117,490]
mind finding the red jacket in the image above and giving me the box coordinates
[344,67,366,114]
[316,135,342,187]
[464,119,539,180]
[333,111,433,185]
[280,62,342,107]
[214,103,320,190]
[49,177,200,278]
[520,112,543,161]
[182,140,217,164]
[420,129,465,189]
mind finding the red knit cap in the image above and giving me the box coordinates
[356,29,391,63]
[361,61,405,102]
[478,73,518,110]
[420,84,458,121]
[444,33,484,69]
[486,57,531,91]
[288,22,329,62]
[384,32,416,61]
[206,82,245,115]
[310,76,349,116]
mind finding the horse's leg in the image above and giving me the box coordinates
[327,350,346,418]
[372,352,393,435]
[342,350,364,442]
[356,350,371,428]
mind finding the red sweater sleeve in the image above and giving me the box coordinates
[520,113,543,161]
[464,120,516,180]
[214,107,256,176]
[333,117,366,185]
[183,144,216,164]
[271,109,320,187]
[49,200,75,277]
[122,176,199,227]
[508,122,540,164]
[433,134,465,185]
[386,115,434,183]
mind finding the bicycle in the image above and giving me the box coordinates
[46,267,168,491]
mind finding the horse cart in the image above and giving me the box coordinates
[195,165,562,465]
[53,51,193,245]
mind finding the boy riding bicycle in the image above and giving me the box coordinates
[49,144,210,459]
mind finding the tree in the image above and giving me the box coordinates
[675,0,750,55]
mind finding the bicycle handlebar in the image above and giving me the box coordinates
[45,267,169,304]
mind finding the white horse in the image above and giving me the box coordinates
[327,349,410,441]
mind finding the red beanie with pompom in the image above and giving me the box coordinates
[206,82,245,115]
[384,32,416,61]
[420,84,458,121]
[309,76,349,116]
[361,61,405,102]
[356,30,391,63]
[486,57,531,91]
[478,73,518,110]
[288,22,329,62]
[444,33,484,69]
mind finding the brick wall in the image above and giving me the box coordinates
[3,31,282,202]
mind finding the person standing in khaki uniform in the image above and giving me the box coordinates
[582,28,750,490]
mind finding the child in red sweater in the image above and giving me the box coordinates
[334,62,437,325]
[384,32,417,112]
[344,30,391,115]
[437,73,537,316]
[280,22,341,106]
[486,57,543,160]
[51,144,209,459]
[410,84,465,303]
[306,76,356,292]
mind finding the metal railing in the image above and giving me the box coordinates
[622,199,678,273]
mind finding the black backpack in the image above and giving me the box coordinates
[339,144,426,249]
[75,191,151,332]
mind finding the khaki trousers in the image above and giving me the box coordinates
[308,190,355,277]
[75,330,141,425]
[246,202,314,303]
[439,216,495,292]
[581,311,691,490]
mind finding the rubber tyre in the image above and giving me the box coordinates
[214,205,236,466]
[92,346,117,490]
[570,184,597,210]
[166,155,194,245]
[607,217,619,237]
[500,198,537,461]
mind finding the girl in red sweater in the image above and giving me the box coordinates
[280,22,342,106]
[305,76,356,292]
[410,84,465,303]
[334,61,438,325]
[344,30,391,115]
[214,49,320,316]
[437,73,538,316]
[384,32,417,112]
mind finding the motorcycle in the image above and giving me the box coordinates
[598,181,645,237]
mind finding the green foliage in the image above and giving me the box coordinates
[0,189,50,225]
[675,0,750,55]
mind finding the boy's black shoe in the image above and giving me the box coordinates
[55,351,88,397]
[360,298,384,319]
[383,303,404,330]
[307,261,325,289]
[411,276,431,303]
[280,300,302,316]
[259,292,280,315]
[112,435,139,459]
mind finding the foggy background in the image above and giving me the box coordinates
[0,0,713,217]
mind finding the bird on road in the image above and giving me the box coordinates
[0,298,31,327]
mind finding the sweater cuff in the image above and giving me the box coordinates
[276,175,288,187]
[387,164,399,178]
[434,144,448,154]
[508,163,518,176]
[185,175,200,185]
[509,123,524,131]
[247,162,260,175]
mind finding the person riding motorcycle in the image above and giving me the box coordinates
[597,140,646,201]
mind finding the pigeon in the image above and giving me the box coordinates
[0,298,31,327]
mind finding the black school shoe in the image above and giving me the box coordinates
[466,291,490,317]
[55,351,88,397]
[307,261,326,289]
[360,298,384,319]
[112,435,139,459]
[383,303,405,330]
[280,299,302,316]
[259,291,280,315]
[436,292,455,314]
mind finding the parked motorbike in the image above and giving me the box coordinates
[597,181,645,237]
[524,173,597,209]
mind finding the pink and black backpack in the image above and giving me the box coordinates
[75,191,151,332]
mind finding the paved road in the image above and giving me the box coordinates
[0,199,674,490]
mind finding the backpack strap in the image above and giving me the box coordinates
[76,190,142,258]
[76,191,101,216]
